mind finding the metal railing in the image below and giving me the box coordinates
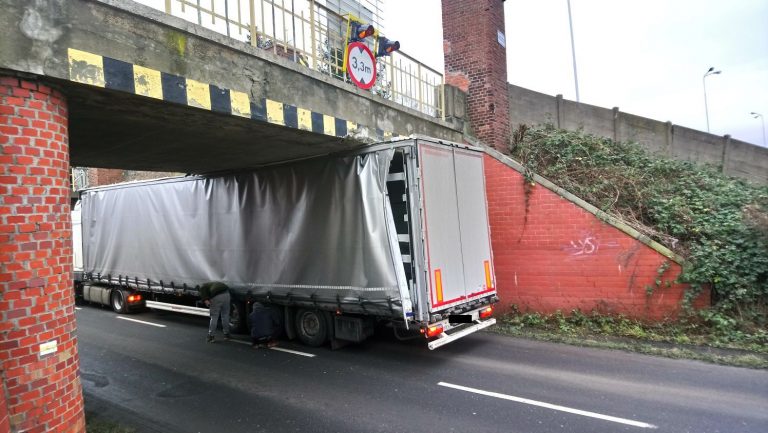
[133,0,444,118]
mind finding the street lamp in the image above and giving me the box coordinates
[703,66,721,133]
[567,0,580,102]
[751,111,766,147]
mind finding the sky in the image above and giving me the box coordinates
[383,0,768,147]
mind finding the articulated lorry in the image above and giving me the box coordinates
[73,136,497,349]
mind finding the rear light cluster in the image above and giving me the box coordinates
[479,305,494,319]
[127,294,142,303]
[421,324,444,339]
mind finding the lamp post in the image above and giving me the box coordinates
[751,111,766,147]
[703,66,721,133]
[567,0,580,102]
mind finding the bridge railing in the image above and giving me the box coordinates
[140,0,444,118]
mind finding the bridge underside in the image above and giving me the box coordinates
[63,79,363,173]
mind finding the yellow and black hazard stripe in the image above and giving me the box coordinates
[67,48,385,140]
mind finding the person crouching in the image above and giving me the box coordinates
[249,302,281,348]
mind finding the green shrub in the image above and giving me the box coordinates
[86,419,136,433]
[522,313,545,327]
[507,125,768,317]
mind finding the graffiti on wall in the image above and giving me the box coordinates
[563,232,620,260]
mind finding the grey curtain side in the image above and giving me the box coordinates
[81,151,405,309]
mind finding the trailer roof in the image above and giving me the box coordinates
[78,136,485,193]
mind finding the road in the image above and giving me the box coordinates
[76,305,768,433]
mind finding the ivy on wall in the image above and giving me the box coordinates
[507,124,768,320]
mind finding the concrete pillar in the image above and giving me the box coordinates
[0,76,85,433]
[612,107,620,142]
[665,121,673,156]
[442,0,510,151]
[555,94,564,128]
[722,134,732,175]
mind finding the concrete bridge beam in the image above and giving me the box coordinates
[0,0,463,173]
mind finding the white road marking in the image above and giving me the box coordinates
[228,339,254,346]
[116,316,167,328]
[75,307,82,310]
[228,338,316,357]
[437,382,657,429]
[270,347,316,358]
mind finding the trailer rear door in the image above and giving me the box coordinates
[418,141,495,313]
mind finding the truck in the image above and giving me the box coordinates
[73,136,497,349]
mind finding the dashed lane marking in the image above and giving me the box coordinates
[111,313,315,357]
[269,347,317,358]
[437,382,657,429]
[227,338,316,358]
[116,316,167,328]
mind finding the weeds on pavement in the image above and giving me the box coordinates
[494,306,768,369]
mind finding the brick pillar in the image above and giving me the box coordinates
[442,0,510,151]
[0,388,10,432]
[0,77,85,433]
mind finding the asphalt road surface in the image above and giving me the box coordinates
[76,305,768,433]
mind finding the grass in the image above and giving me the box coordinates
[86,419,137,433]
[492,309,768,369]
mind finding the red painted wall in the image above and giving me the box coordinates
[484,154,708,320]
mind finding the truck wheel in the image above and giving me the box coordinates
[229,301,246,334]
[295,309,328,347]
[111,289,129,314]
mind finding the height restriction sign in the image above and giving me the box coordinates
[346,42,376,90]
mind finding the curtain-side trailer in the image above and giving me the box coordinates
[72,137,497,349]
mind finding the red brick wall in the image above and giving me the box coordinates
[484,154,708,320]
[0,77,85,432]
[87,168,124,186]
[442,0,510,151]
[0,389,9,433]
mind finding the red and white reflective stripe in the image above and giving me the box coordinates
[467,288,494,298]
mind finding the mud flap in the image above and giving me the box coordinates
[284,306,296,340]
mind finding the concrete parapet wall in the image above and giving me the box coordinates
[508,83,768,185]
[727,139,768,184]
[508,85,557,127]
[617,112,669,155]
[560,98,614,139]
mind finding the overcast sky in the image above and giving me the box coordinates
[384,0,768,147]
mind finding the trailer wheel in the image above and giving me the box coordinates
[229,301,246,334]
[111,289,129,314]
[74,282,84,306]
[295,309,328,347]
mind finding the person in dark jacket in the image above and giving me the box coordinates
[199,281,231,343]
[249,302,281,348]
